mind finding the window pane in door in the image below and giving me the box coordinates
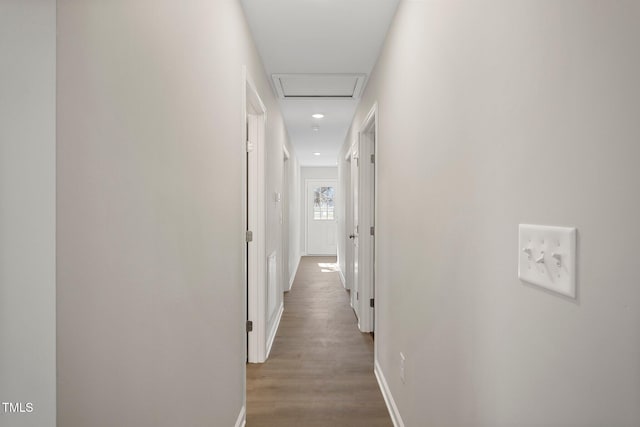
[313,186,335,220]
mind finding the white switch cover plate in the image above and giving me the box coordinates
[518,224,577,298]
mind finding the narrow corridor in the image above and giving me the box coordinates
[247,256,392,427]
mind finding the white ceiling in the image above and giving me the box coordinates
[241,0,399,166]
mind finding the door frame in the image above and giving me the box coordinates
[243,67,268,364]
[357,103,378,334]
[304,178,338,256]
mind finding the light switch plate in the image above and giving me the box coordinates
[518,224,577,298]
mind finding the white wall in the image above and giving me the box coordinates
[343,1,640,425]
[300,167,338,255]
[57,1,287,426]
[0,1,56,426]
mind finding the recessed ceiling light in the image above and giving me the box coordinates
[313,152,321,156]
[312,113,324,119]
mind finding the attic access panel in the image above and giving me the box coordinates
[272,73,367,100]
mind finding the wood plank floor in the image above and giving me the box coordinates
[247,256,393,427]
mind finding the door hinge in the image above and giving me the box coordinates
[370,226,375,236]
[245,230,253,242]
[370,298,375,308]
[246,122,256,152]
[246,122,251,152]
[370,154,375,163]
[246,320,253,333]
[356,291,359,300]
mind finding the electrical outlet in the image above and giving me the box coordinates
[400,352,406,384]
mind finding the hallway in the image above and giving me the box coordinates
[4,1,640,426]
[247,256,392,427]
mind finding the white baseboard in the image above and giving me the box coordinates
[374,360,405,427]
[234,405,246,427]
[338,269,346,289]
[265,302,284,358]
[288,255,301,291]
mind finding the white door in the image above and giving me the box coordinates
[361,125,376,334]
[344,155,353,291]
[306,179,337,255]
[282,149,289,294]
[350,143,359,313]
[245,73,268,363]
[358,105,377,334]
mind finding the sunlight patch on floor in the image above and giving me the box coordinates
[318,262,339,273]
